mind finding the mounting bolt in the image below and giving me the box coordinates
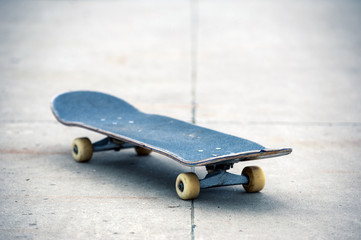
[178,182,184,192]
[73,145,78,155]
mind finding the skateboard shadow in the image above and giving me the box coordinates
[60,149,188,197]
[57,148,289,212]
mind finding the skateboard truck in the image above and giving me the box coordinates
[175,165,265,200]
[200,170,249,189]
[92,137,135,152]
[200,164,249,189]
[71,136,153,163]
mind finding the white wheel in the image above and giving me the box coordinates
[175,172,200,200]
[242,166,265,193]
[72,137,93,162]
[135,147,152,156]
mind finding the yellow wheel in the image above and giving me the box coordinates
[242,166,265,193]
[72,137,93,162]
[135,147,152,156]
[175,172,200,200]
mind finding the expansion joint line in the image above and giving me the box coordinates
[190,0,198,240]
[191,0,198,126]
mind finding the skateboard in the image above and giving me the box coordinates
[51,91,292,200]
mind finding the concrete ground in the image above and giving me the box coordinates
[1,0,360,239]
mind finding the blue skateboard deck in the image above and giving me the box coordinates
[51,91,291,167]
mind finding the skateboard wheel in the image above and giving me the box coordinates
[135,147,152,156]
[72,137,93,162]
[242,166,265,193]
[175,172,200,200]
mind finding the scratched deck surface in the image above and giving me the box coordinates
[51,91,291,166]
